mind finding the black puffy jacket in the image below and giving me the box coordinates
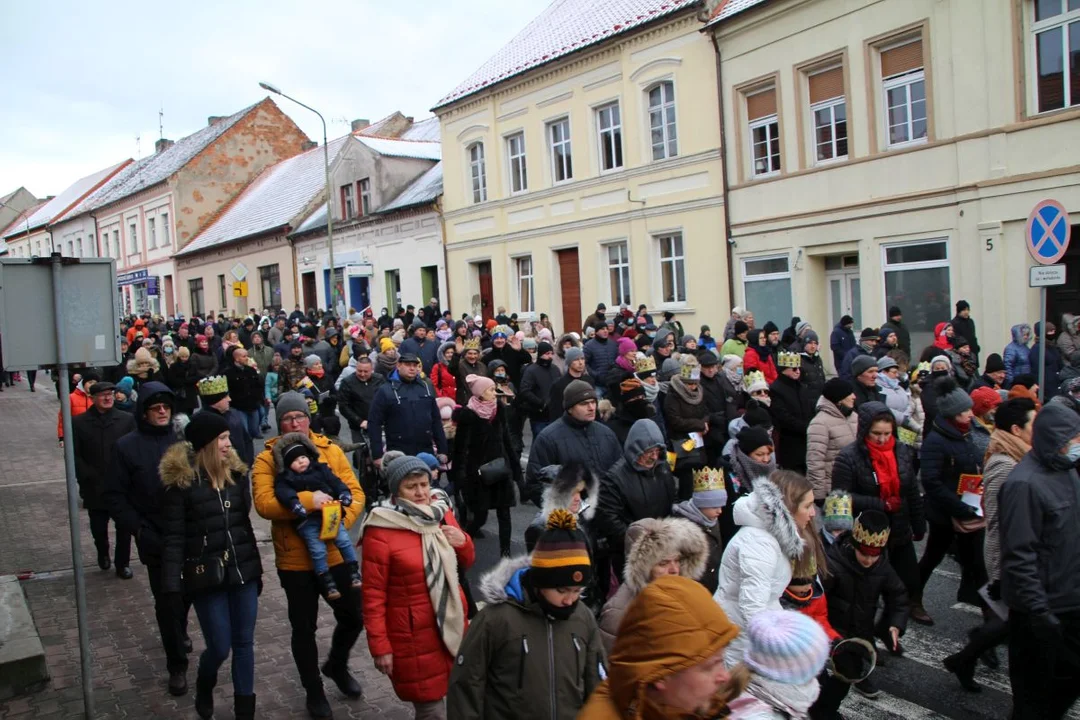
[160,443,262,595]
[517,360,561,421]
[768,374,814,473]
[920,414,982,525]
[367,372,448,459]
[337,371,386,431]
[824,536,908,640]
[72,407,136,511]
[830,402,926,545]
[103,382,184,566]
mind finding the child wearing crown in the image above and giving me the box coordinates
[671,466,727,593]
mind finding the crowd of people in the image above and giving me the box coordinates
[25,295,1080,719]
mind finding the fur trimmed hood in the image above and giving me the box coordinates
[732,476,805,561]
[271,431,320,470]
[158,441,248,489]
[623,517,708,594]
[540,462,599,522]
[478,555,532,606]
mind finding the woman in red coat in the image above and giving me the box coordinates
[743,329,778,384]
[431,342,458,401]
[362,454,475,719]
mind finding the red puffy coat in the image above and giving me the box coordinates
[362,510,475,703]
[431,362,457,401]
[743,347,778,384]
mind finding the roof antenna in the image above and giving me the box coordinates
[135,134,141,159]
[159,105,165,140]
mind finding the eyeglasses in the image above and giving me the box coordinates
[280,413,309,424]
[147,403,171,413]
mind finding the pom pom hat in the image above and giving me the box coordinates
[744,610,830,685]
[530,509,592,588]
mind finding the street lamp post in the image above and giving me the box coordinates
[259,81,339,315]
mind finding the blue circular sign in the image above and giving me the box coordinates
[1026,199,1071,265]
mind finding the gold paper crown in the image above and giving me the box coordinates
[634,355,656,374]
[198,375,229,396]
[777,351,801,368]
[493,325,512,336]
[693,467,725,493]
[463,337,481,351]
[743,370,767,391]
[680,361,701,380]
[852,516,890,548]
[823,492,853,519]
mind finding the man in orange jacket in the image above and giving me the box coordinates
[58,369,100,447]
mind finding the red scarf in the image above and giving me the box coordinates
[307,367,325,379]
[865,435,900,501]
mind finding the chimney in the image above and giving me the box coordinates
[351,119,370,132]
[301,140,318,151]
[208,116,227,126]
[155,138,175,154]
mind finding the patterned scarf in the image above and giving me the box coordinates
[361,493,465,656]
[730,445,777,494]
[670,375,703,405]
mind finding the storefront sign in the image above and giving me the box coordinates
[117,269,149,287]
[147,276,159,296]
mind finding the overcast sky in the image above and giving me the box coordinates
[0,0,551,198]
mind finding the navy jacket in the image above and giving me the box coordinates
[830,322,857,374]
[367,371,447,459]
[583,336,619,387]
[400,335,439,374]
[103,382,183,566]
[839,345,870,382]
[920,415,982,525]
[1029,341,1063,397]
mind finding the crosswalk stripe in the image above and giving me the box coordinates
[840,689,952,719]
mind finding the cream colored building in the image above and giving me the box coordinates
[433,0,728,335]
[708,0,1080,357]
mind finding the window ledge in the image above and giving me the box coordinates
[751,171,781,181]
[885,137,928,151]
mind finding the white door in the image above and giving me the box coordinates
[827,270,862,330]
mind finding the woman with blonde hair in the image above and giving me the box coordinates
[160,412,263,719]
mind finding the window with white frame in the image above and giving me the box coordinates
[128,221,138,254]
[880,39,927,148]
[87,233,95,257]
[648,81,678,160]
[515,255,534,313]
[189,278,205,317]
[596,102,624,171]
[742,256,793,332]
[883,239,950,351]
[506,133,527,193]
[359,178,371,215]
[657,233,687,303]
[75,238,83,257]
[112,230,120,258]
[606,242,631,307]
[148,216,156,249]
[747,87,780,177]
[161,213,170,246]
[1032,0,1080,112]
[341,183,356,219]
[468,142,487,203]
[548,117,573,183]
[808,65,848,163]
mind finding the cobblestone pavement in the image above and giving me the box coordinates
[0,380,410,719]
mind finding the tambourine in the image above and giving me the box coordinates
[827,637,877,684]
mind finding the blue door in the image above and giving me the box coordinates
[349,277,370,312]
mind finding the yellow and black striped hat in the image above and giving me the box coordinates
[530,509,592,588]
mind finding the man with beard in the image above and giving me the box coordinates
[518,341,560,438]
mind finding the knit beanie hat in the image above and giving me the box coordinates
[803,330,820,344]
[530,509,592,589]
[564,346,584,365]
[385,455,432,497]
[184,411,231,453]
[282,441,314,469]
[935,377,974,417]
[850,355,878,378]
[379,337,396,353]
[876,356,898,372]
[744,610,830,685]
[416,452,440,471]
[859,327,879,341]
[563,379,597,410]
[970,386,1002,418]
[466,374,495,398]
[733,320,749,335]
[617,337,637,355]
[743,402,773,430]
[304,354,322,369]
[275,391,311,429]
[956,299,970,312]
[537,341,554,357]
[620,377,647,404]
[692,468,728,509]
[763,321,779,336]
[984,353,1005,374]
[822,490,854,533]
[738,426,773,455]
[699,350,719,367]
[852,510,891,556]
[822,378,855,404]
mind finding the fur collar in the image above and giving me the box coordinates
[732,476,805,560]
[478,555,532,605]
[270,431,321,469]
[623,517,708,594]
[539,469,599,522]
[159,442,247,489]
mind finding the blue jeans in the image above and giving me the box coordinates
[241,408,261,439]
[192,582,258,694]
[257,403,269,429]
[531,419,550,439]
[296,517,357,575]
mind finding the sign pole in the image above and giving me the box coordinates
[1038,287,1047,404]
[51,253,95,718]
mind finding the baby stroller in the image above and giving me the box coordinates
[351,430,385,509]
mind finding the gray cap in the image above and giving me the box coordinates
[304,354,322,369]
[937,380,974,418]
[565,346,584,364]
[876,356,898,372]
[850,355,878,378]
[384,455,432,497]
[563,379,597,410]
[275,391,311,430]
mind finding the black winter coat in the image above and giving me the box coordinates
[451,405,521,511]
[72,407,136,511]
[604,406,656,447]
[160,444,262,595]
[195,407,254,468]
[337,371,386,431]
[800,353,827,407]
[853,381,885,408]
[824,536,908,640]
[547,371,595,422]
[224,363,263,412]
[484,344,533,390]
[768,374,814,473]
[103,382,183,566]
[950,315,980,358]
[367,374,448,459]
[525,414,620,505]
[517,361,561,421]
[700,374,734,450]
[165,359,200,415]
[830,403,926,545]
[920,415,982,525]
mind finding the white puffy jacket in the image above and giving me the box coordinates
[714,476,805,666]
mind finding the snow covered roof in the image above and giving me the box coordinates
[0,199,48,240]
[704,0,769,27]
[380,162,443,213]
[434,0,699,109]
[2,161,130,238]
[353,135,441,160]
[399,117,441,142]
[292,202,328,235]
[176,136,349,256]
[62,101,263,219]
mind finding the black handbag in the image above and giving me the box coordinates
[181,487,229,594]
[478,457,511,486]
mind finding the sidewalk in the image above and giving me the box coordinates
[0,382,410,719]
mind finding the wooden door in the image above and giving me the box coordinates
[557,248,580,335]
[477,262,494,322]
[1048,225,1080,330]
[163,275,175,316]
[302,272,317,312]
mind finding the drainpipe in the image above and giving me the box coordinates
[436,197,451,313]
[711,32,737,309]
[289,231,300,311]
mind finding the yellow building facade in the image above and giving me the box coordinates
[434,1,729,336]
